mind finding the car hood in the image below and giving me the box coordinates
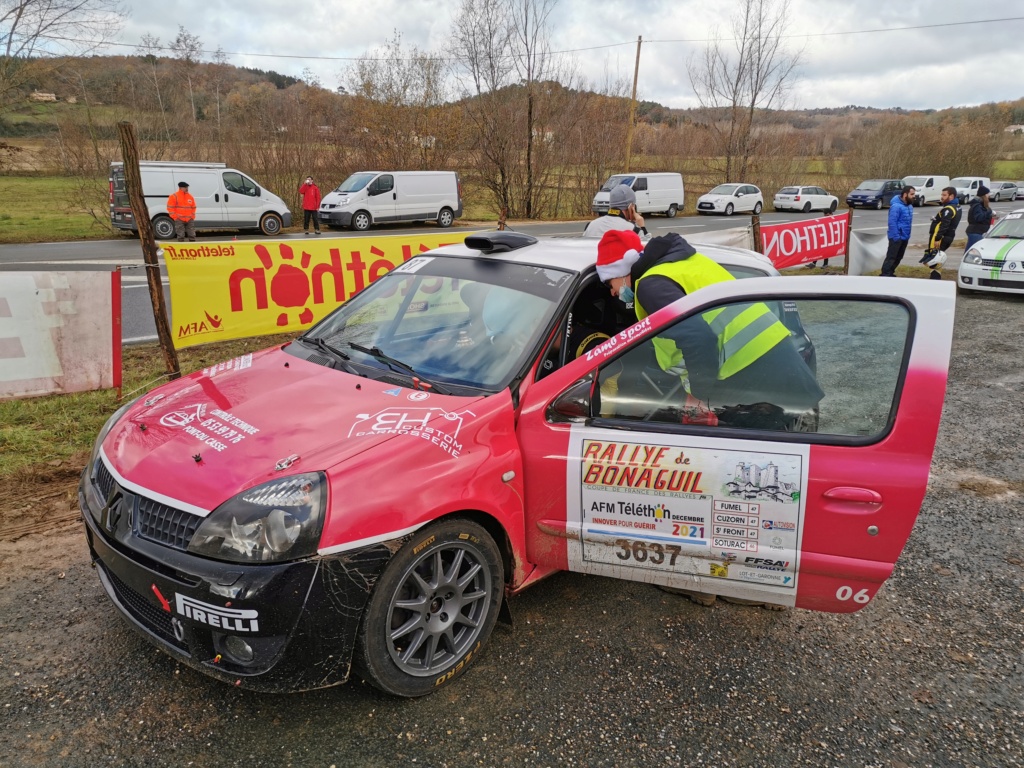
[849,188,881,195]
[101,346,484,515]
[699,194,733,203]
[320,191,352,207]
[970,237,1024,259]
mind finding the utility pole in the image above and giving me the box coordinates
[624,36,642,173]
[117,121,180,380]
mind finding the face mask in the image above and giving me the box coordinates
[618,285,634,305]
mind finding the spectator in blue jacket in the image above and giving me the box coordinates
[881,185,916,277]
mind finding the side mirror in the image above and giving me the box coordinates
[546,374,595,423]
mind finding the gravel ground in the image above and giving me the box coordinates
[1,289,1022,768]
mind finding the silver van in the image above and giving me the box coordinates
[591,172,685,217]
[109,161,292,238]
[319,171,463,231]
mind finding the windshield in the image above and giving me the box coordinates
[710,184,739,195]
[987,212,1024,239]
[601,175,634,191]
[904,177,927,186]
[303,256,572,392]
[336,173,376,193]
[857,180,884,190]
[950,178,975,187]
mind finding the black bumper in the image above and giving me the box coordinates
[319,210,353,227]
[80,471,399,693]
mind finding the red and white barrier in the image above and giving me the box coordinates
[0,271,121,400]
[760,212,849,269]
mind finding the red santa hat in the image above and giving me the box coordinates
[596,229,643,282]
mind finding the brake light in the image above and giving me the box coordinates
[794,195,801,201]
[109,180,114,204]
[457,176,462,201]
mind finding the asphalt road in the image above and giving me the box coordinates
[1,201,1020,342]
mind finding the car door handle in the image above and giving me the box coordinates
[224,193,229,202]
[215,193,219,202]
[393,192,396,200]
[823,487,883,504]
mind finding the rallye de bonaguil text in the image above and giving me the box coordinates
[81,232,956,697]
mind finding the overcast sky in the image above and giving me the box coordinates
[101,0,1024,112]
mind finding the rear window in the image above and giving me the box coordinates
[779,187,798,194]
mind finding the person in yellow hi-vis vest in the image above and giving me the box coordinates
[595,230,824,610]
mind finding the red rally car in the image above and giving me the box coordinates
[81,232,956,697]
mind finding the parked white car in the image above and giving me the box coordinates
[591,173,685,217]
[773,185,839,213]
[989,181,1018,202]
[1016,182,1024,201]
[950,176,991,204]
[957,209,1024,296]
[319,171,463,231]
[904,175,951,206]
[696,183,763,216]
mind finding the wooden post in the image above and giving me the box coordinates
[751,214,762,254]
[623,36,642,173]
[117,121,180,380]
[843,207,853,275]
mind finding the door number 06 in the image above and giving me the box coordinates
[835,586,871,603]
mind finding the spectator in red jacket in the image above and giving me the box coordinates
[298,176,322,235]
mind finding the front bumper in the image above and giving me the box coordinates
[80,465,399,692]
[958,261,1024,294]
[319,209,353,227]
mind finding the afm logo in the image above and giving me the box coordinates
[178,311,224,339]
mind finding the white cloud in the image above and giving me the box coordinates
[106,0,1024,109]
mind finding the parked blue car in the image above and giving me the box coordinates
[846,179,903,209]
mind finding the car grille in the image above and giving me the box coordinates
[94,460,115,500]
[980,259,1015,268]
[978,278,1024,290]
[698,203,713,208]
[103,565,187,651]
[136,497,204,551]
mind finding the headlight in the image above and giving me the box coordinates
[90,395,142,470]
[964,249,984,265]
[187,472,326,563]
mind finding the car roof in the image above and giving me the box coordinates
[429,236,781,277]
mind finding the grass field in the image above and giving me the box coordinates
[0,176,115,243]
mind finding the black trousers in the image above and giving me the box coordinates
[881,238,908,276]
[303,209,320,232]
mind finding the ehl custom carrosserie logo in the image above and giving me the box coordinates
[348,408,473,458]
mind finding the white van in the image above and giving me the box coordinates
[109,161,292,238]
[950,176,991,204]
[591,172,685,217]
[318,171,463,231]
[902,175,951,207]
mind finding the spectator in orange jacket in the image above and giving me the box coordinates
[166,181,197,242]
[298,176,322,235]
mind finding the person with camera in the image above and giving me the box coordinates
[298,175,322,235]
[584,184,649,238]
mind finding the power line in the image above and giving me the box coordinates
[31,15,1024,66]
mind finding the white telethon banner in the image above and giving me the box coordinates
[689,225,755,251]
[847,231,889,276]
[0,271,122,400]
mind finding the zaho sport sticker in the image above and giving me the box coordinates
[348,407,474,457]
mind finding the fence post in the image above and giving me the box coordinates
[843,207,853,275]
[751,214,762,254]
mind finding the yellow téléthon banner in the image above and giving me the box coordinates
[162,232,476,349]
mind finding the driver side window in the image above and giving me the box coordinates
[595,298,910,438]
[223,172,259,197]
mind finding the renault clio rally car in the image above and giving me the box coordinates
[958,209,1024,295]
[81,232,955,697]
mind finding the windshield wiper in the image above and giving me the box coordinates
[297,335,356,371]
[347,342,450,394]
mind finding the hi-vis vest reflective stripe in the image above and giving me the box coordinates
[634,255,790,380]
[167,190,196,221]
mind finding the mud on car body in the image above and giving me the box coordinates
[82,232,956,697]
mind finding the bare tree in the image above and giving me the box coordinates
[688,0,800,182]
[0,0,125,112]
[137,34,173,148]
[170,25,202,124]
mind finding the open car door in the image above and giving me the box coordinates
[516,276,955,612]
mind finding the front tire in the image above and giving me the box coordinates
[666,204,678,218]
[354,519,503,697]
[352,210,371,231]
[259,212,283,236]
[753,201,763,214]
[724,203,734,216]
[153,215,175,240]
[874,198,883,210]
[437,207,454,228]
